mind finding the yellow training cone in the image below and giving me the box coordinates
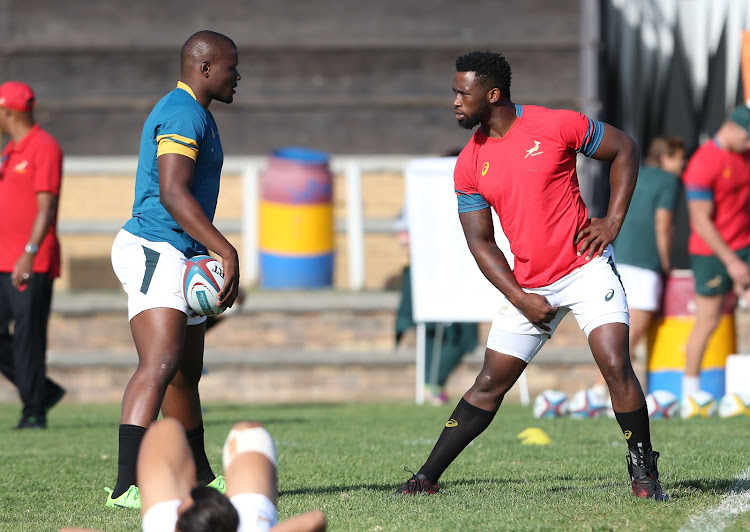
[516,427,552,445]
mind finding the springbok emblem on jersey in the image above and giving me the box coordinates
[525,140,543,158]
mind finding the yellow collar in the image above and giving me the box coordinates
[176,81,197,100]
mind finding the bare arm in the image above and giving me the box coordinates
[459,208,558,331]
[12,191,57,288]
[158,153,239,308]
[271,510,327,532]
[687,198,750,289]
[575,124,640,258]
[654,207,674,273]
[137,418,195,517]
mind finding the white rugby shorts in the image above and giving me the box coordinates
[142,493,278,532]
[486,245,629,363]
[615,263,663,312]
[111,229,206,325]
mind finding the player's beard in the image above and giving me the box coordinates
[457,100,489,130]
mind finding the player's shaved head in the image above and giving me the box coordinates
[181,30,237,75]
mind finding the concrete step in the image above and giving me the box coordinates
[26,345,599,406]
[48,290,594,359]
[4,289,741,406]
[8,289,600,405]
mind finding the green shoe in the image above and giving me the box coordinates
[206,475,226,494]
[104,485,141,508]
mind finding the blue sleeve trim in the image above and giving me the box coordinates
[578,118,604,157]
[456,190,490,213]
[685,188,713,201]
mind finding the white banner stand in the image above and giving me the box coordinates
[405,157,529,406]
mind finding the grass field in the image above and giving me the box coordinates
[1,400,749,531]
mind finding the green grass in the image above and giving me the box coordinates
[1,401,749,531]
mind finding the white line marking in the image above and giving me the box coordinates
[679,467,750,532]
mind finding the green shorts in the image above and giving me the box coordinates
[690,246,750,296]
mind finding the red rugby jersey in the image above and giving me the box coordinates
[0,125,63,277]
[682,139,750,256]
[454,104,603,288]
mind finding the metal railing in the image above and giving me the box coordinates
[62,155,427,291]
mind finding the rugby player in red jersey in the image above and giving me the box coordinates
[395,51,667,501]
[681,106,750,400]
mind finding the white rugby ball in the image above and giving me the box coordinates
[646,390,679,419]
[718,392,750,418]
[567,388,607,419]
[532,389,568,419]
[680,390,717,419]
[182,254,226,317]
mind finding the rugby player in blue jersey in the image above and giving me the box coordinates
[107,30,241,509]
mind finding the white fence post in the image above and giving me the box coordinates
[242,164,260,286]
[345,160,365,291]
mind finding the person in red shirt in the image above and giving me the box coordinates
[682,106,750,399]
[0,81,66,429]
[395,51,667,501]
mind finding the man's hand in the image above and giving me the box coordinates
[511,292,559,332]
[11,253,34,289]
[574,217,620,259]
[726,256,750,293]
[217,251,240,310]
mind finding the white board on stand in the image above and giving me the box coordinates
[405,157,511,323]
[404,157,528,405]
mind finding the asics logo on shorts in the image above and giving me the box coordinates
[605,289,615,301]
[623,430,632,439]
[706,276,722,289]
[445,419,458,428]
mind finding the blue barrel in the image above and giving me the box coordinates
[259,147,334,289]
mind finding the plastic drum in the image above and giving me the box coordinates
[646,270,736,397]
[259,147,334,289]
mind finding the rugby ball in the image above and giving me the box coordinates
[680,390,717,419]
[567,388,607,419]
[603,396,616,418]
[532,389,568,419]
[182,254,226,317]
[718,392,750,418]
[645,390,679,419]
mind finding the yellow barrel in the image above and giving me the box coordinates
[646,270,736,397]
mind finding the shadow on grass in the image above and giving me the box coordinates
[669,478,739,495]
[203,416,312,428]
[280,477,532,497]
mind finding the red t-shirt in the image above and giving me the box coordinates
[454,105,603,288]
[0,125,63,277]
[682,139,750,256]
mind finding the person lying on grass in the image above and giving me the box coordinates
[61,418,327,532]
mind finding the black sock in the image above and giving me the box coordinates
[614,404,652,459]
[418,398,496,483]
[113,424,147,498]
[186,424,215,485]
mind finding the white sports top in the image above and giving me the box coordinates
[142,493,278,532]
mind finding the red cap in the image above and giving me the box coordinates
[0,82,36,112]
